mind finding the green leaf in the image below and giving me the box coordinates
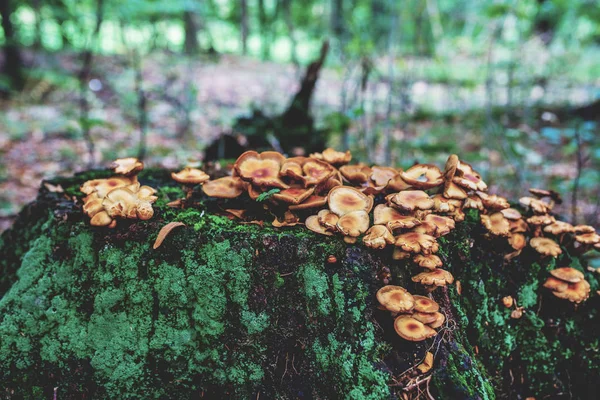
[256,188,281,203]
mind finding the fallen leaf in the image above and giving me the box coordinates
[44,183,64,193]
[417,351,434,373]
[153,222,186,249]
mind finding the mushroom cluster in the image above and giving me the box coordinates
[376,285,445,341]
[80,158,157,227]
[543,267,590,303]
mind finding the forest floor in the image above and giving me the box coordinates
[1,50,599,232]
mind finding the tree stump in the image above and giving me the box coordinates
[0,170,598,399]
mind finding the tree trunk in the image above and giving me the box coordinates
[0,0,25,94]
[258,0,269,59]
[282,0,297,65]
[240,0,249,55]
[330,0,344,40]
[183,10,200,55]
[0,170,598,399]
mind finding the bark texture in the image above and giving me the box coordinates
[0,170,598,399]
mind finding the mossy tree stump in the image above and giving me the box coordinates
[0,170,598,399]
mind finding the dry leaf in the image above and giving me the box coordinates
[417,351,434,373]
[153,222,186,249]
[456,280,462,295]
[511,307,524,319]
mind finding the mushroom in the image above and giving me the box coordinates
[234,151,289,188]
[542,277,569,292]
[394,315,437,341]
[428,312,446,329]
[376,285,415,313]
[363,225,395,249]
[530,237,562,257]
[373,204,421,231]
[502,296,514,308]
[413,254,443,269]
[412,268,454,286]
[550,267,584,283]
[462,195,484,210]
[80,176,136,198]
[309,148,351,166]
[337,210,370,237]
[289,195,328,211]
[339,164,371,185]
[481,212,511,236]
[202,177,246,199]
[423,214,455,237]
[400,164,444,189]
[411,311,438,324]
[392,248,412,260]
[272,187,315,205]
[544,221,574,235]
[519,196,550,214]
[305,215,334,236]
[281,157,336,187]
[508,233,527,251]
[387,190,434,212]
[575,232,600,245]
[500,208,522,220]
[433,194,463,212]
[370,166,399,188]
[453,161,487,191]
[317,209,340,231]
[551,280,590,303]
[110,157,144,177]
[395,232,439,254]
[526,214,556,226]
[172,167,210,200]
[412,295,440,313]
[573,225,595,234]
[90,210,116,228]
[477,191,510,210]
[102,187,155,220]
[328,186,373,216]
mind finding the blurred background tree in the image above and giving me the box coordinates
[0,0,599,232]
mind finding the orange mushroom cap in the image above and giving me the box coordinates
[543,277,569,292]
[423,214,456,237]
[111,157,144,176]
[519,196,550,214]
[544,221,574,235]
[310,148,352,166]
[432,194,463,212]
[234,151,289,188]
[500,208,522,220]
[477,191,510,210]
[90,210,114,227]
[370,166,399,187]
[443,181,468,200]
[363,225,395,249]
[551,280,590,303]
[428,312,446,329]
[527,214,556,226]
[328,186,373,216]
[530,237,562,257]
[550,267,584,283]
[411,311,438,324]
[80,176,135,198]
[171,167,210,185]
[394,315,437,341]
[317,209,340,231]
[412,268,454,286]
[305,215,334,236]
[462,195,484,211]
[481,212,511,236]
[508,233,527,251]
[337,210,370,237]
[413,295,440,313]
[395,232,439,254]
[573,225,595,234]
[400,164,444,189]
[387,190,434,212]
[575,232,600,245]
[272,187,315,204]
[376,285,415,313]
[453,161,487,191]
[339,164,371,184]
[413,254,443,270]
[289,195,328,211]
[202,176,246,199]
[373,204,421,231]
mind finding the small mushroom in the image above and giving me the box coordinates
[462,195,484,210]
[412,268,454,286]
[527,214,556,226]
[413,254,443,270]
[530,237,562,257]
[337,210,370,237]
[477,191,510,210]
[411,311,438,325]
[552,280,591,303]
[519,196,550,214]
[234,151,289,188]
[550,267,584,283]
[317,209,340,231]
[373,204,421,231]
[542,277,569,292]
[433,194,463,212]
[376,285,415,313]
[423,214,455,237]
[393,248,412,260]
[272,187,315,204]
[363,225,395,249]
[412,295,440,313]
[339,164,372,185]
[110,157,144,176]
[481,212,511,236]
[202,177,246,199]
[309,148,351,166]
[289,195,328,211]
[508,233,527,251]
[575,232,600,245]
[500,208,522,220]
[395,232,439,254]
[305,215,334,236]
[502,296,514,308]
[172,167,210,200]
[328,186,373,216]
[544,221,574,235]
[394,315,437,341]
[400,164,444,189]
[370,166,399,187]
[387,190,434,212]
[428,312,446,329]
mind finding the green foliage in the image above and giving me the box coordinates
[256,188,281,203]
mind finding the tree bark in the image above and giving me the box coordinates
[0,0,25,94]
[240,0,249,55]
[0,170,598,399]
[183,10,200,54]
